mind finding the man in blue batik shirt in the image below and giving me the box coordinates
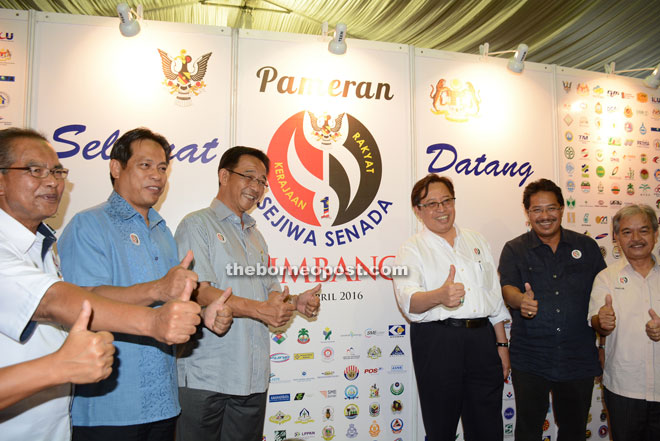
[59,127,232,441]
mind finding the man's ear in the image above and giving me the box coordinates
[218,168,229,186]
[0,174,6,196]
[110,159,122,181]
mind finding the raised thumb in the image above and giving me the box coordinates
[649,308,660,321]
[524,282,534,299]
[605,294,613,308]
[179,278,193,301]
[446,265,456,284]
[179,250,194,269]
[71,300,92,332]
[216,287,232,306]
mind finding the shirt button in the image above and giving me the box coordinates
[555,291,559,295]
[556,327,561,332]
[552,274,557,279]
[155,256,159,261]
[556,308,560,313]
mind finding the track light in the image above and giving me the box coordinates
[117,3,141,37]
[479,42,528,73]
[328,23,347,55]
[604,61,660,88]
[644,63,660,88]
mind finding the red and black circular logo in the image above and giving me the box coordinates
[267,111,382,226]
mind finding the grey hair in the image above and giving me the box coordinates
[0,128,48,173]
[612,204,658,235]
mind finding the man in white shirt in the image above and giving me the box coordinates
[589,204,660,441]
[393,174,510,441]
[0,128,202,441]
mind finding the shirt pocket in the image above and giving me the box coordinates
[478,259,495,289]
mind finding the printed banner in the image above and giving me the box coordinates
[554,67,660,441]
[235,30,414,441]
[414,48,556,440]
[0,9,28,128]
[30,13,232,231]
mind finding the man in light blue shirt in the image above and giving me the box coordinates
[175,146,320,441]
[59,127,232,441]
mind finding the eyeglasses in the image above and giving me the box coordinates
[528,206,561,216]
[418,198,456,210]
[227,169,269,188]
[0,166,69,180]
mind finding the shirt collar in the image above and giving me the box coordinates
[0,207,56,255]
[420,223,461,248]
[107,191,164,228]
[621,254,660,275]
[210,198,256,229]
[527,227,571,249]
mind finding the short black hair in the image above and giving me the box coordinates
[411,174,454,208]
[218,146,270,187]
[522,178,564,210]
[110,127,171,184]
[0,128,49,173]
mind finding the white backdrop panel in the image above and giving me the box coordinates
[236,30,414,441]
[30,13,232,231]
[0,9,28,128]
[414,48,557,440]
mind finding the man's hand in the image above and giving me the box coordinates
[257,288,296,327]
[437,265,465,308]
[598,294,616,332]
[55,300,115,384]
[497,346,511,381]
[154,250,198,302]
[296,284,321,318]
[520,283,538,319]
[202,288,233,335]
[150,278,201,344]
[645,308,660,342]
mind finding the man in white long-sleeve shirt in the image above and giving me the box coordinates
[393,174,510,441]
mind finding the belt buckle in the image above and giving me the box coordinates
[465,319,479,329]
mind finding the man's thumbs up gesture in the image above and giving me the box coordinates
[645,308,660,342]
[598,294,616,332]
[437,265,465,308]
[520,283,538,319]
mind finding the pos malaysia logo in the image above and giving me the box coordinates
[262,111,390,247]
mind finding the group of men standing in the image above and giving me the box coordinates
[0,123,657,441]
[0,127,319,441]
[500,179,659,441]
[394,176,659,441]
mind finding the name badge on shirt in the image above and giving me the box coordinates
[130,233,140,246]
[217,232,226,243]
[571,249,582,259]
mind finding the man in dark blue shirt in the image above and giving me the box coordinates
[498,178,605,441]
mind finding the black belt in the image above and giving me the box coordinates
[438,317,489,328]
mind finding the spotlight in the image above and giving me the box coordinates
[117,3,140,37]
[603,61,660,89]
[507,44,528,73]
[328,23,347,55]
[479,42,528,73]
[643,63,660,88]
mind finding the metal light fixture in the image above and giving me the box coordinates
[117,3,141,37]
[328,23,347,55]
[479,42,528,73]
[604,61,660,88]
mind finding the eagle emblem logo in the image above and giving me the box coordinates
[157,49,211,106]
[307,111,345,145]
